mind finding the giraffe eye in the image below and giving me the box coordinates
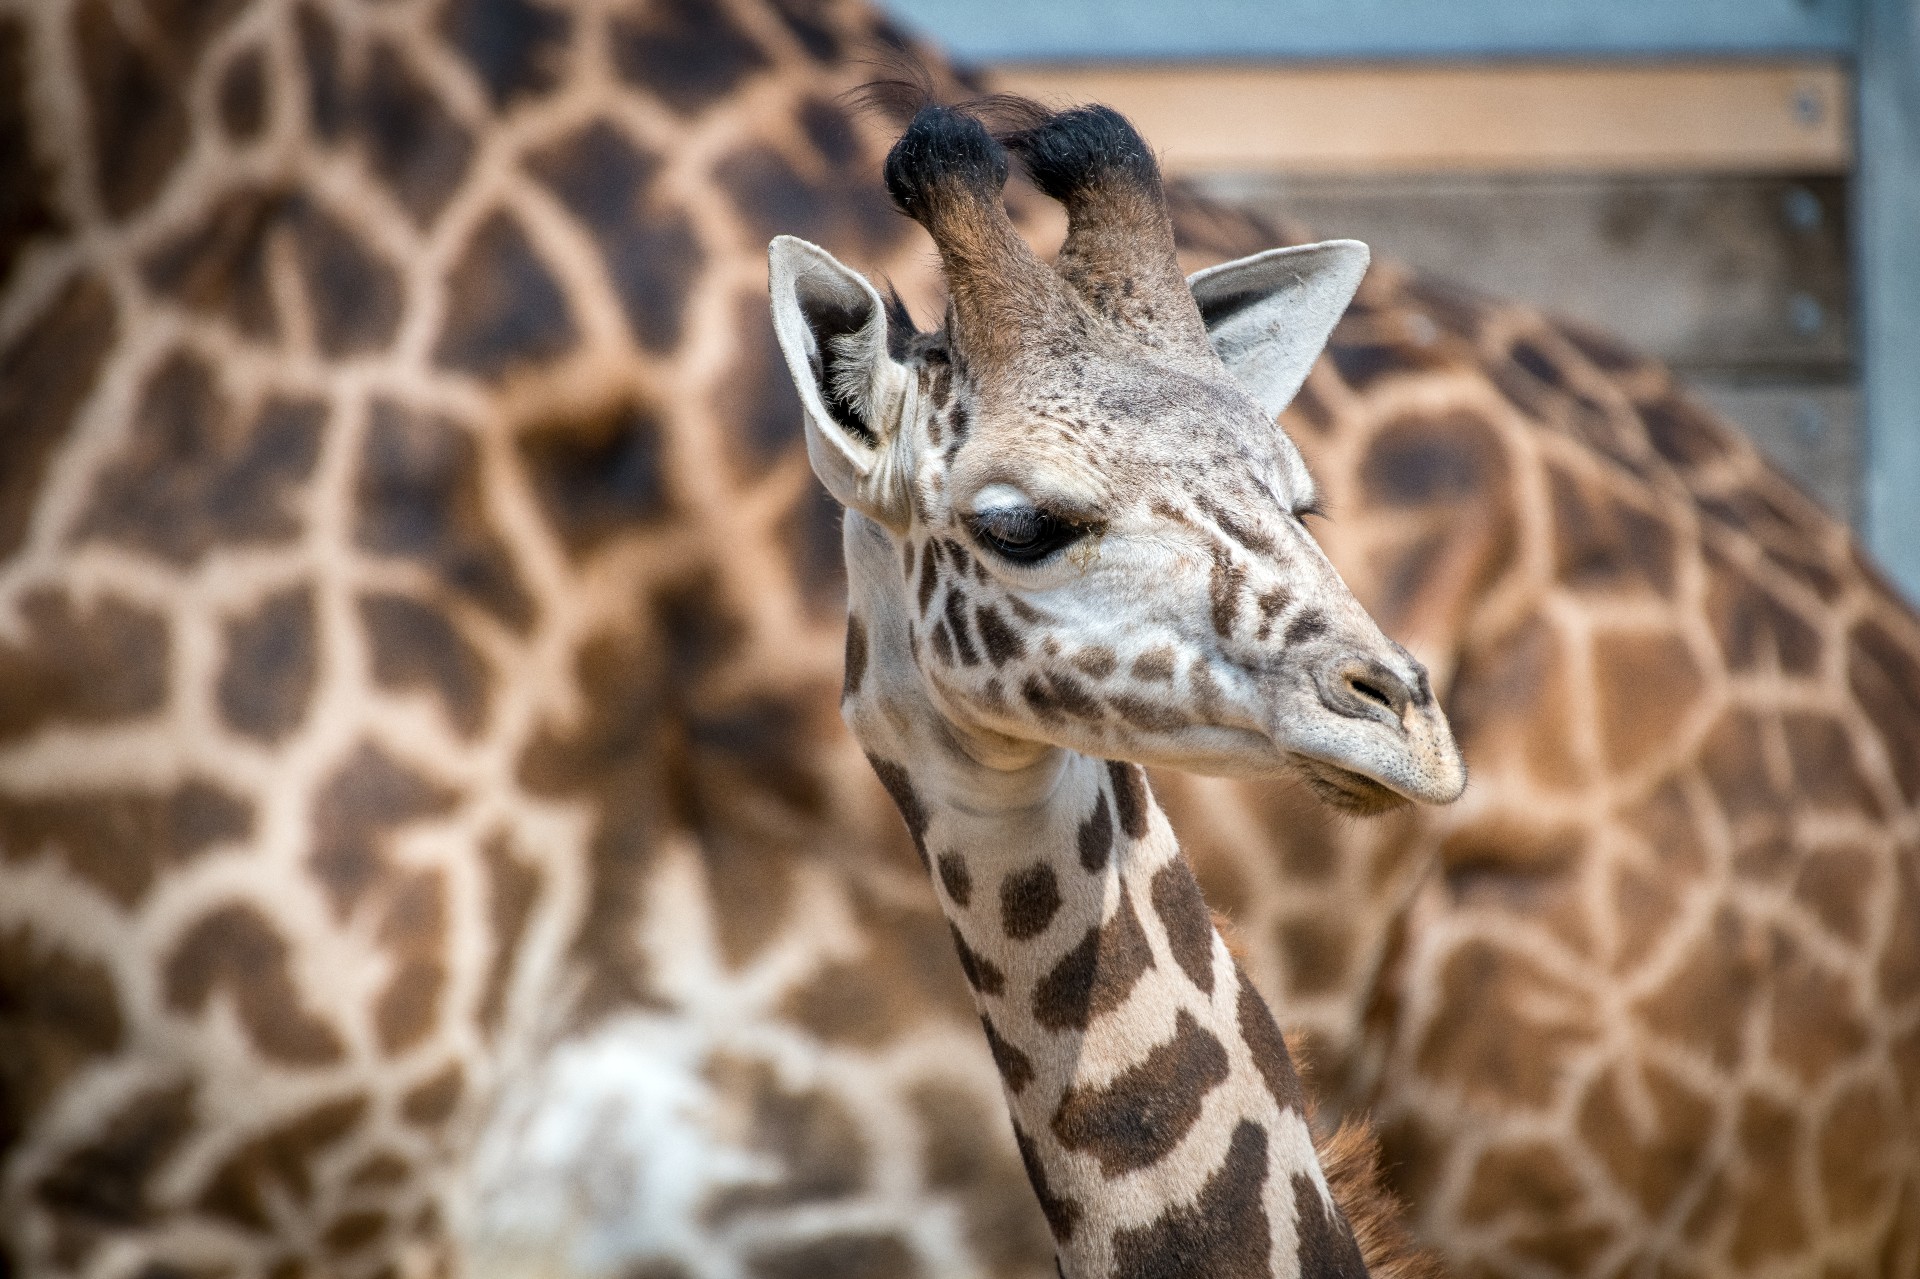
[967,507,1085,564]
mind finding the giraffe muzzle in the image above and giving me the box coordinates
[1288,650,1465,808]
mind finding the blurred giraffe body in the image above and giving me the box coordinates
[1,0,1918,1277]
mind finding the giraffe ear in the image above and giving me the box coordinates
[768,235,913,531]
[1186,239,1370,419]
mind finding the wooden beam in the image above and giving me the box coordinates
[883,0,1858,63]
[985,62,1853,174]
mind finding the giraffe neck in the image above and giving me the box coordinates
[840,513,1369,1278]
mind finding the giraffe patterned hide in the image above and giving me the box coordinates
[1,0,1918,1276]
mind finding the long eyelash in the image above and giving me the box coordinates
[1296,498,1330,522]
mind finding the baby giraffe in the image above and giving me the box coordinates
[769,101,1465,1278]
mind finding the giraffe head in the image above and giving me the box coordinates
[770,102,1464,812]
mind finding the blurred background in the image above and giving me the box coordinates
[881,0,1920,602]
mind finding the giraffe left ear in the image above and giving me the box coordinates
[769,235,913,531]
[1187,239,1370,419]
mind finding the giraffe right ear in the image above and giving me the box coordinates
[768,236,913,531]
[1187,239,1371,419]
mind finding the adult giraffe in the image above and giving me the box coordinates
[1,0,1916,1277]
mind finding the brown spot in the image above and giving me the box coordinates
[1634,906,1763,1069]
[1359,411,1500,509]
[165,903,344,1064]
[1012,1123,1081,1243]
[1108,760,1150,839]
[1051,1009,1229,1175]
[517,399,671,558]
[219,586,318,743]
[1071,646,1117,679]
[608,0,770,117]
[1235,965,1307,1113]
[1590,629,1704,775]
[137,183,401,353]
[1076,792,1113,872]
[1208,543,1244,637]
[1548,465,1676,595]
[949,924,1004,997]
[974,604,1024,665]
[477,830,541,1034]
[1446,614,1584,789]
[1022,670,1102,720]
[1767,939,1869,1087]
[74,0,187,218]
[196,1096,366,1229]
[1416,938,1596,1109]
[308,743,459,919]
[323,1210,388,1254]
[347,1150,411,1188]
[527,120,698,351]
[1729,1095,1808,1268]
[1032,883,1155,1031]
[374,869,449,1054]
[1460,1140,1584,1224]
[1577,1061,1716,1217]
[1150,859,1215,994]
[438,0,570,109]
[400,1063,464,1127]
[1794,844,1876,946]
[1293,1171,1369,1279]
[1849,619,1920,804]
[140,185,284,339]
[0,18,65,286]
[359,592,490,738]
[843,616,868,698]
[916,540,937,615]
[703,1055,868,1220]
[1,276,114,560]
[1818,1083,1896,1227]
[357,399,532,628]
[0,780,250,908]
[217,46,267,139]
[1000,863,1061,939]
[433,210,575,376]
[1783,713,1881,815]
[932,852,973,909]
[35,1082,196,1226]
[291,0,473,223]
[0,926,124,1180]
[930,620,955,667]
[80,354,324,564]
[1109,1120,1271,1279]
[943,588,981,666]
[867,755,928,867]
[716,142,901,261]
[1706,552,1823,676]
[0,589,168,746]
[1196,495,1277,557]
[1282,610,1328,648]
[1699,709,1781,823]
[746,1235,920,1279]
[980,1015,1033,1093]
[1131,646,1175,683]
[1278,915,1351,997]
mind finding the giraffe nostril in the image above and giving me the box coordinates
[1318,658,1413,725]
[1349,677,1394,710]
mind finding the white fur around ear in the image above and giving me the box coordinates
[1186,239,1370,419]
[768,235,913,530]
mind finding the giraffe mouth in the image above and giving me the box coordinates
[1293,756,1410,815]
